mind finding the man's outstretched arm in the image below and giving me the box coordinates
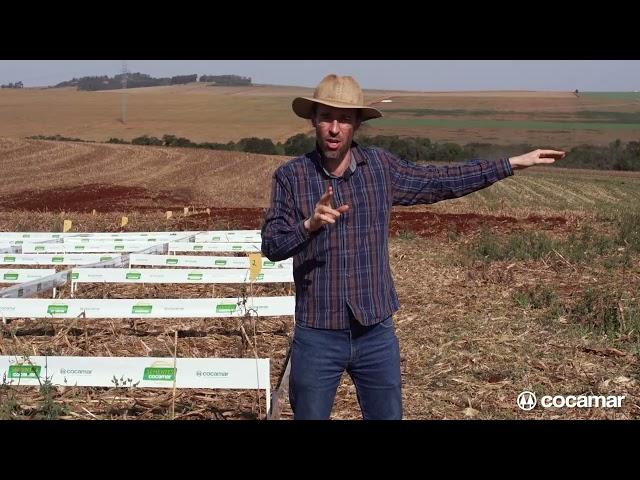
[388,149,565,206]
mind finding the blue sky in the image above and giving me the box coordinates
[1,60,639,91]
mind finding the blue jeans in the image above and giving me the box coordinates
[289,315,402,420]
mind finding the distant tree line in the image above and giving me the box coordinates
[52,73,251,91]
[199,75,251,86]
[354,135,639,171]
[1,81,23,88]
[27,133,640,171]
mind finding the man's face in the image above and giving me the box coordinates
[312,104,360,161]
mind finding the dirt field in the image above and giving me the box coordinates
[0,139,638,420]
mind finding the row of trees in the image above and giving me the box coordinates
[199,75,251,85]
[52,73,251,91]
[1,81,23,88]
[28,132,640,171]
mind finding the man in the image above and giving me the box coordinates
[261,74,564,420]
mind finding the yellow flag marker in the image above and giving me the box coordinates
[248,253,262,282]
[166,210,173,219]
[63,220,72,232]
[121,216,129,227]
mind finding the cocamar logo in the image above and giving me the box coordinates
[143,362,176,381]
[114,245,124,250]
[132,304,153,314]
[214,260,227,266]
[3,256,15,262]
[60,368,92,376]
[52,256,64,263]
[8,364,41,379]
[71,272,79,280]
[216,303,237,313]
[188,273,203,281]
[35,246,44,251]
[74,245,84,250]
[263,261,275,267]
[47,304,69,314]
[232,245,242,251]
[126,272,142,280]
[193,245,203,251]
[3,273,18,281]
[166,258,179,265]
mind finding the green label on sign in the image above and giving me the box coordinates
[115,239,123,242]
[8,365,41,379]
[3,273,18,281]
[132,304,153,314]
[143,367,176,381]
[52,256,64,263]
[74,245,85,250]
[188,273,203,280]
[22,234,31,238]
[256,273,264,281]
[114,245,124,250]
[212,237,221,241]
[232,245,242,251]
[71,272,79,280]
[100,256,112,262]
[35,246,45,251]
[166,258,178,265]
[214,260,227,266]
[3,256,15,263]
[216,303,237,313]
[263,261,275,267]
[14,241,22,245]
[126,272,141,280]
[47,304,69,314]
[193,245,203,251]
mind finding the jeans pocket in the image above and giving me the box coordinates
[379,316,394,329]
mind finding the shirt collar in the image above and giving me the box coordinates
[314,140,367,179]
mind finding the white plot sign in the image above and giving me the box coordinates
[71,268,293,284]
[168,242,261,253]
[129,254,291,269]
[22,242,166,253]
[0,356,270,413]
[0,297,295,318]
[0,254,122,265]
[69,231,199,239]
[0,269,57,283]
[194,233,262,243]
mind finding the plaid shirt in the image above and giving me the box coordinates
[261,142,513,329]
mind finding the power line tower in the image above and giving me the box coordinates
[121,60,128,124]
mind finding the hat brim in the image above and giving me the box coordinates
[292,97,382,121]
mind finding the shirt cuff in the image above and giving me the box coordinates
[498,157,514,178]
[296,220,313,243]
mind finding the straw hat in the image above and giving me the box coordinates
[292,74,382,121]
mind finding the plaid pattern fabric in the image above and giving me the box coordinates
[261,142,513,329]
